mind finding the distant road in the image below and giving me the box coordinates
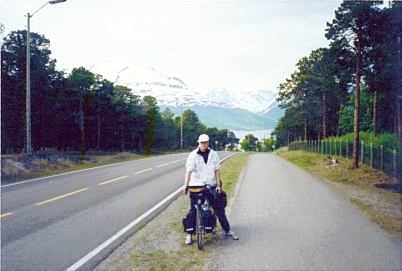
[1,152,235,271]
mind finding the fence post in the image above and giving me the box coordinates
[330,140,332,156]
[336,140,338,156]
[323,140,325,155]
[340,139,342,157]
[361,141,364,165]
[381,145,384,171]
[394,150,397,179]
[334,140,337,156]
[321,140,324,155]
[370,143,373,167]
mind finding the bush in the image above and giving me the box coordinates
[327,132,401,151]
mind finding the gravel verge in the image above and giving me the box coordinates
[92,193,235,271]
[92,192,188,270]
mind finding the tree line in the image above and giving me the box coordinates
[1,30,239,155]
[272,1,402,168]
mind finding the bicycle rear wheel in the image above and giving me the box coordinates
[196,206,203,250]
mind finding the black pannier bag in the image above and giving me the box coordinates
[215,190,227,209]
[202,209,216,233]
[182,210,196,234]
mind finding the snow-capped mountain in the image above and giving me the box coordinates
[205,87,239,106]
[89,61,234,108]
[203,87,278,115]
[88,61,278,115]
[237,90,279,115]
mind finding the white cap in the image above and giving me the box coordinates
[197,134,209,142]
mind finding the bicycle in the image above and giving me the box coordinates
[188,184,216,250]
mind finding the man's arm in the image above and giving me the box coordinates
[184,171,192,187]
[215,169,221,187]
[182,171,192,195]
[215,169,222,194]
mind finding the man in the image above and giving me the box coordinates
[182,134,239,245]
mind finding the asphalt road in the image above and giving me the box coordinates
[206,153,402,270]
[1,152,235,271]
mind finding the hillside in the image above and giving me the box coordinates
[159,105,281,130]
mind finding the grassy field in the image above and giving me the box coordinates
[276,150,402,240]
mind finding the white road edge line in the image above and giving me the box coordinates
[66,153,236,271]
[66,186,182,271]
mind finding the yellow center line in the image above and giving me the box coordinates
[157,163,169,168]
[171,160,181,163]
[134,168,152,174]
[35,188,88,206]
[99,176,128,186]
[1,213,13,218]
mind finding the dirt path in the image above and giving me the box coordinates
[204,153,402,270]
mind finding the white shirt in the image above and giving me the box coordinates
[185,147,220,187]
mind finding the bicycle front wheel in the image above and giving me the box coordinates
[196,206,203,250]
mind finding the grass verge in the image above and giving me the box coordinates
[277,150,402,240]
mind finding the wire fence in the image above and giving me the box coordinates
[288,140,402,183]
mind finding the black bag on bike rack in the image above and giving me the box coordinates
[202,210,216,233]
[182,210,196,234]
[212,190,227,209]
[217,190,227,208]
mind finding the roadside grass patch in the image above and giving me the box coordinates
[132,250,189,271]
[220,153,249,198]
[350,198,401,236]
[277,150,402,240]
[170,221,182,233]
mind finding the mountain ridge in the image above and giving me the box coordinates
[89,61,284,130]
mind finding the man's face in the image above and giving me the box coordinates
[198,141,209,152]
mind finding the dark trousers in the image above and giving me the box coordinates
[189,188,230,233]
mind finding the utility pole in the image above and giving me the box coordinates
[180,105,183,150]
[26,12,31,154]
[25,0,67,155]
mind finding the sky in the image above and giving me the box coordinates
[1,0,343,96]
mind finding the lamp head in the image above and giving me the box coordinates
[49,0,66,4]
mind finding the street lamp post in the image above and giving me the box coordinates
[180,105,183,151]
[26,0,66,154]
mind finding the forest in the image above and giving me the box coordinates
[272,2,401,168]
[1,29,238,155]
